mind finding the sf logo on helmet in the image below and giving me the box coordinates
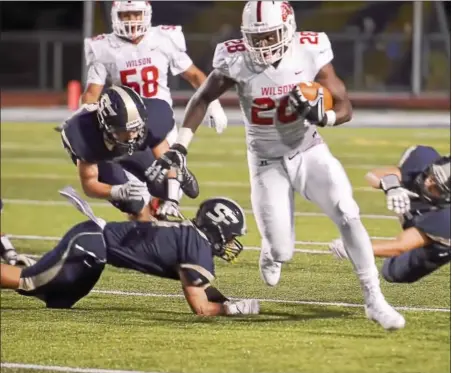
[206,203,239,225]
[99,95,118,118]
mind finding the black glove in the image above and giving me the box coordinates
[289,86,327,126]
[145,144,187,185]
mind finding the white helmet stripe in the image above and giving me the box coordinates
[110,86,140,129]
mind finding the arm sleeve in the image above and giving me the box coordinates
[179,264,215,286]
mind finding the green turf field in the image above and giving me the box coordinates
[1,123,450,373]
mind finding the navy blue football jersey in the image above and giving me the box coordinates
[406,206,451,250]
[103,220,215,286]
[61,98,174,165]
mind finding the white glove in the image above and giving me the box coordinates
[1,249,18,265]
[328,238,349,260]
[110,181,147,202]
[1,235,18,265]
[224,299,260,315]
[386,187,419,215]
[207,99,228,134]
[16,254,37,267]
[157,200,182,219]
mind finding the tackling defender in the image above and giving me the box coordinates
[81,0,227,137]
[149,1,405,330]
[61,85,198,222]
[330,145,450,283]
[1,187,259,317]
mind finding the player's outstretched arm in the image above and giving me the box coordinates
[315,63,352,125]
[78,161,113,199]
[365,166,402,189]
[179,270,260,317]
[372,228,432,257]
[329,227,432,259]
[179,269,226,316]
[82,83,104,104]
[0,263,22,289]
[176,69,235,149]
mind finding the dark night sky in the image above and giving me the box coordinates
[1,1,449,32]
[1,2,84,31]
[0,1,215,32]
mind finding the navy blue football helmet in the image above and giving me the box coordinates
[415,155,451,207]
[97,85,148,155]
[193,197,247,262]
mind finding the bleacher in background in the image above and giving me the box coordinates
[0,1,450,93]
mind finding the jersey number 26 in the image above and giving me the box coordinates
[120,66,159,98]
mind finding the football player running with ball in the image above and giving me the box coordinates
[149,1,405,330]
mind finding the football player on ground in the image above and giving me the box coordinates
[0,187,259,317]
[330,146,451,283]
[61,85,198,222]
[148,1,405,330]
[80,0,227,138]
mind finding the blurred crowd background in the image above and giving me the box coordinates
[1,1,450,96]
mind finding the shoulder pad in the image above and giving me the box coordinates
[212,39,247,80]
[84,33,119,64]
[399,145,440,168]
[156,25,186,52]
[297,31,333,72]
[415,207,451,247]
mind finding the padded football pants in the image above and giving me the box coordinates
[382,246,450,283]
[17,221,106,308]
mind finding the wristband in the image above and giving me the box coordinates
[175,127,194,150]
[380,174,401,192]
[324,110,337,126]
[167,178,181,202]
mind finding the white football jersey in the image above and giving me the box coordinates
[213,31,333,158]
[84,25,193,107]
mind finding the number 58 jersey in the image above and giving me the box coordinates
[84,26,193,107]
[213,32,333,158]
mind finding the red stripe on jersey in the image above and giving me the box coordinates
[256,1,262,22]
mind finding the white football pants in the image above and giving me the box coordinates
[248,143,362,263]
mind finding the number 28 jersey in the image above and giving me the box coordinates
[84,26,193,107]
[213,32,333,158]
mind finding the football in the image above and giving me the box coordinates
[298,81,334,110]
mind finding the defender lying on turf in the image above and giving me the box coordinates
[330,145,450,283]
[0,187,259,316]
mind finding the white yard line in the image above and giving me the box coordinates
[0,276,448,313]
[8,234,393,253]
[2,199,397,220]
[0,363,161,373]
[88,289,449,313]
[1,157,386,170]
[0,174,379,192]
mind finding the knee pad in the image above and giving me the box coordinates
[336,198,361,226]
